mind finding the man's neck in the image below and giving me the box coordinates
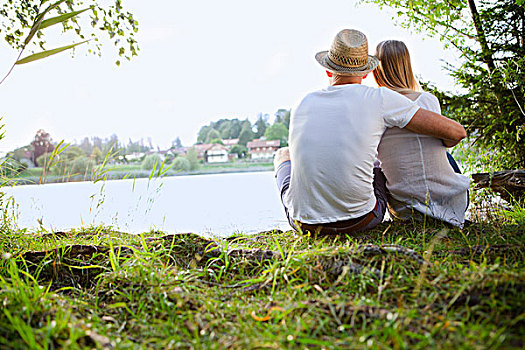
[331,75,363,86]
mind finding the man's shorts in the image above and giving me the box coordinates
[275,160,388,235]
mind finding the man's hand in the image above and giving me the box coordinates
[405,108,466,147]
[274,147,290,171]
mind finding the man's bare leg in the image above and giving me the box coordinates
[274,147,290,172]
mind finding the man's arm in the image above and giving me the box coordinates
[405,108,467,147]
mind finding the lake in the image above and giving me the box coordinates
[2,171,290,236]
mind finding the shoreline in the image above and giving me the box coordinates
[8,164,274,186]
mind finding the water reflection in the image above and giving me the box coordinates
[3,172,290,236]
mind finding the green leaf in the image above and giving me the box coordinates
[34,0,68,24]
[40,8,92,30]
[24,0,67,45]
[15,40,90,65]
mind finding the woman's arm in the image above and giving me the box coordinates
[404,108,466,147]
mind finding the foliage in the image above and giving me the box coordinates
[6,145,32,163]
[171,137,183,149]
[0,0,139,65]
[205,129,221,144]
[68,155,94,174]
[125,138,151,154]
[254,113,269,138]
[229,144,248,158]
[238,122,254,147]
[172,157,191,172]
[61,145,84,160]
[40,145,89,175]
[30,129,54,166]
[90,146,102,163]
[264,122,288,146]
[361,0,525,168]
[274,108,291,129]
[218,119,241,140]
[35,152,51,171]
[185,147,200,171]
[197,119,245,144]
[0,157,27,177]
[141,154,162,170]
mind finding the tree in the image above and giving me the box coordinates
[274,109,291,129]
[102,134,121,158]
[227,119,243,139]
[172,157,191,172]
[141,154,162,170]
[218,120,233,139]
[197,125,213,144]
[0,0,139,76]
[49,145,85,174]
[7,145,32,162]
[0,158,27,177]
[238,122,255,146]
[254,113,269,138]
[185,147,200,170]
[79,137,92,156]
[264,123,289,146]
[205,129,221,144]
[30,129,54,166]
[172,137,183,148]
[62,145,84,161]
[229,144,248,159]
[69,156,94,175]
[91,146,102,164]
[360,0,525,168]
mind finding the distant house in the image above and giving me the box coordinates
[125,152,146,162]
[246,139,280,160]
[193,143,229,163]
[205,144,229,163]
[194,144,213,160]
[170,146,187,157]
[222,138,239,149]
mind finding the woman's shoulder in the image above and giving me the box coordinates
[416,91,441,111]
[417,91,440,103]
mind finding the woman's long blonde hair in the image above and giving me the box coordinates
[373,40,421,93]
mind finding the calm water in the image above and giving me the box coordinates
[2,172,290,236]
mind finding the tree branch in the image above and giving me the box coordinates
[411,6,477,40]
[0,48,24,86]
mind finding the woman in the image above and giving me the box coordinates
[374,40,470,227]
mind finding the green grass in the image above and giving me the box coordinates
[0,214,523,349]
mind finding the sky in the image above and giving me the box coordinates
[0,0,461,154]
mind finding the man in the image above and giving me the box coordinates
[275,29,466,235]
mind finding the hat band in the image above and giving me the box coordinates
[329,51,368,68]
[325,55,370,72]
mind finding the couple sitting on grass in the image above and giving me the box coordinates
[275,29,470,235]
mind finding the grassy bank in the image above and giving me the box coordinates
[0,214,523,349]
[11,161,273,185]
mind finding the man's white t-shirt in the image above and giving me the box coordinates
[286,84,420,224]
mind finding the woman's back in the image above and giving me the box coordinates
[377,91,470,226]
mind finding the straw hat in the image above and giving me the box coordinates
[315,29,379,76]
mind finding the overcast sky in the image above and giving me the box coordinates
[0,0,461,154]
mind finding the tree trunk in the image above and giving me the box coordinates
[468,0,496,72]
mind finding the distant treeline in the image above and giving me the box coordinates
[196,109,290,147]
